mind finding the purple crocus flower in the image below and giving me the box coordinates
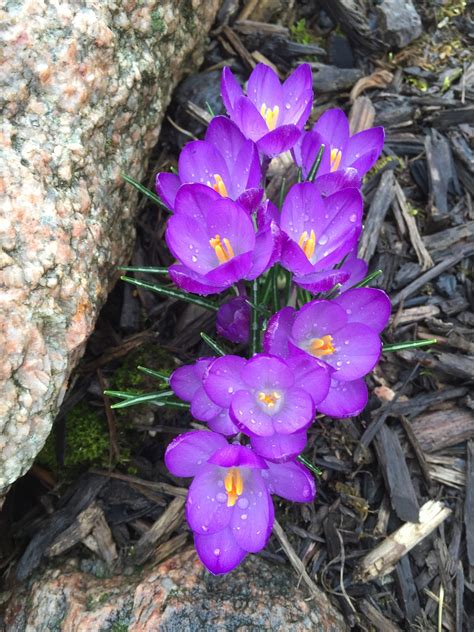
[263,288,391,417]
[165,430,315,574]
[221,63,313,156]
[156,116,263,213]
[278,182,363,292]
[202,353,331,461]
[170,358,239,435]
[216,296,251,344]
[293,109,384,196]
[166,185,277,295]
[337,249,368,293]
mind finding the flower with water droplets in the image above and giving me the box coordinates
[221,63,313,156]
[156,117,263,213]
[165,430,315,574]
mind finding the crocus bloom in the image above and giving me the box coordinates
[170,358,239,435]
[278,182,363,292]
[221,63,313,156]
[263,288,391,417]
[292,109,384,196]
[166,185,277,295]
[156,116,262,213]
[165,430,315,574]
[202,353,331,461]
[216,296,250,344]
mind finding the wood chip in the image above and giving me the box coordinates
[411,408,474,453]
[349,96,375,134]
[391,304,440,326]
[395,555,421,622]
[465,441,474,568]
[355,500,452,583]
[222,25,255,71]
[134,496,185,565]
[359,170,395,262]
[350,69,393,102]
[425,129,457,221]
[359,598,403,632]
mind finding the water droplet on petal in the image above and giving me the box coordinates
[191,255,197,263]
[237,497,249,509]
[214,548,220,556]
[336,361,343,367]
[318,234,328,246]
[216,492,227,503]
[285,103,291,109]
[241,514,248,520]
[344,340,349,345]
[349,213,357,223]
[202,525,208,532]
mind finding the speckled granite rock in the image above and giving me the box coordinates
[0,0,220,491]
[4,548,347,631]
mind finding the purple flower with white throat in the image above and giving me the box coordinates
[278,182,363,293]
[263,288,391,417]
[202,353,331,461]
[221,63,313,156]
[156,117,263,213]
[165,430,315,574]
[293,108,384,196]
[166,185,277,295]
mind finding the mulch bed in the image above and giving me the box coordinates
[1,1,473,629]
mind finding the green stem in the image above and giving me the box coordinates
[137,366,170,381]
[110,390,174,409]
[383,339,437,353]
[297,455,323,477]
[351,269,383,289]
[200,332,226,356]
[118,266,168,274]
[250,279,260,356]
[307,144,325,182]
[121,173,170,211]
[121,276,218,311]
[272,266,281,312]
[279,178,286,209]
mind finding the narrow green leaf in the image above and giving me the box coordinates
[297,167,303,183]
[121,276,219,311]
[279,178,286,210]
[272,265,281,312]
[121,173,170,211]
[205,101,215,117]
[137,366,170,381]
[110,390,174,409]
[118,266,169,275]
[104,390,139,400]
[307,144,325,182]
[297,455,323,476]
[383,339,437,353]
[200,332,226,356]
[351,269,383,289]
[250,279,260,356]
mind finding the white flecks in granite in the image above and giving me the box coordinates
[0,0,221,491]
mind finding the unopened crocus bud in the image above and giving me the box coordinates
[216,297,250,344]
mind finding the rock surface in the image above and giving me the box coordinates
[375,0,422,48]
[4,548,347,631]
[0,0,220,491]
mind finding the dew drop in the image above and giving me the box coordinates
[216,492,227,503]
[336,361,343,367]
[241,514,248,520]
[191,255,197,263]
[202,525,208,532]
[346,308,352,315]
[214,548,220,556]
[349,213,357,223]
[228,386,234,393]
[302,486,310,497]
[217,479,224,488]
[318,234,328,246]
[344,340,349,345]
[285,102,291,110]
[237,497,249,509]
[346,360,351,365]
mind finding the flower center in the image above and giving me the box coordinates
[309,335,335,357]
[330,148,342,172]
[207,174,228,197]
[298,229,316,260]
[209,234,235,264]
[260,103,279,131]
[224,467,243,507]
[257,390,281,409]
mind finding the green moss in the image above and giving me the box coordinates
[290,19,314,45]
[112,346,173,394]
[151,11,165,34]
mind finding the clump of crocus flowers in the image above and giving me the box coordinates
[121,63,390,574]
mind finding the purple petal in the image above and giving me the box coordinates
[187,464,233,534]
[245,224,277,280]
[204,197,256,256]
[338,251,368,293]
[247,63,283,111]
[170,360,209,402]
[191,387,223,422]
[221,67,243,115]
[293,269,350,293]
[173,183,221,219]
[194,527,247,574]
[166,214,217,273]
[315,168,361,197]
[205,116,246,173]
[251,430,307,462]
[178,141,232,194]
[262,306,296,358]
[345,127,385,176]
[230,390,275,437]
[286,354,332,405]
[256,125,302,156]
[237,188,264,215]
[164,430,227,477]
[216,297,250,344]
[280,233,314,276]
[292,300,347,344]
[235,139,262,189]
[280,182,325,245]
[208,444,267,469]
[208,409,240,436]
[271,387,315,434]
[313,108,350,155]
[230,471,274,552]
[241,354,294,390]
[155,172,180,210]
[334,288,391,333]
[296,129,330,177]
[168,264,229,296]
[257,200,280,229]
[233,96,269,142]
[264,460,316,502]
[281,64,313,126]
[204,252,254,287]
[318,377,368,418]
[328,323,382,380]
[203,355,246,407]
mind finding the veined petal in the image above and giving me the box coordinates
[230,390,275,437]
[286,354,332,406]
[262,307,296,358]
[173,183,222,220]
[208,444,267,469]
[168,264,229,296]
[313,108,350,155]
[256,125,301,156]
[264,460,316,502]
[315,168,361,197]
[194,527,247,575]
[292,300,347,343]
[155,172,180,210]
[164,430,227,478]
[221,67,244,115]
[230,471,274,552]
[251,430,307,463]
[334,288,391,333]
[178,141,232,194]
[317,377,368,418]
[205,116,246,173]
[345,126,385,176]
[247,63,283,112]
[282,63,313,123]
[208,408,240,436]
[233,96,269,142]
[328,322,382,380]
[293,269,350,293]
[187,465,234,534]
[170,359,212,402]
[203,355,246,407]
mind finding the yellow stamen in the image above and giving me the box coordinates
[309,335,335,357]
[330,148,342,172]
[208,174,228,197]
[209,234,235,264]
[224,467,244,507]
[298,229,316,260]
[257,391,281,409]
[260,103,280,131]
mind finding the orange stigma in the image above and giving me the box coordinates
[309,335,335,357]
[208,174,228,197]
[258,391,281,409]
[260,103,279,130]
[224,468,243,507]
[209,234,235,264]
[298,229,316,260]
[330,148,342,172]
